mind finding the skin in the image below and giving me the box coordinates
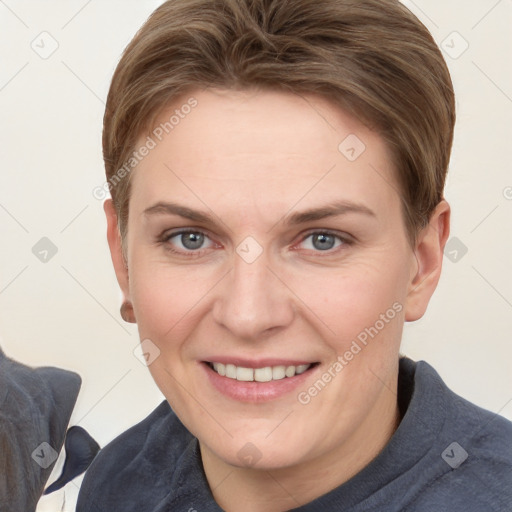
[105,87,450,511]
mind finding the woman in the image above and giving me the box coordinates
[76,0,512,510]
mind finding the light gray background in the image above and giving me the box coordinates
[0,1,511,510]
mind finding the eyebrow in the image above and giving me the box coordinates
[143,200,376,227]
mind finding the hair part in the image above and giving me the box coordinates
[103,0,456,256]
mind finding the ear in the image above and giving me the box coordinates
[404,199,450,322]
[104,199,131,304]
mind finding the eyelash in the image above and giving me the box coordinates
[158,228,353,258]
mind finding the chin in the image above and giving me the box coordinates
[200,424,315,471]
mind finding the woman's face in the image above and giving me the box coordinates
[107,87,443,471]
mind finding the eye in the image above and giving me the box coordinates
[297,231,350,253]
[161,229,215,255]
[159,228,351,257]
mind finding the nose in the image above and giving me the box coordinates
[212,249,295,341]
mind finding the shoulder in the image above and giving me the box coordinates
[407,361,512,511]
[76,400,195,512]
[419,359,512,465]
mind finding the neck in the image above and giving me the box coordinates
[200,378,401,512]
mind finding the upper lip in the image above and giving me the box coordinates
[202,357,318,368]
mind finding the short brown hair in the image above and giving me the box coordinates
[103,0,455,250]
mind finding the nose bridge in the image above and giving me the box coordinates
[213,247,293,339]
[233,251,272,302]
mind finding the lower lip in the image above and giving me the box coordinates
[201,362,318,403]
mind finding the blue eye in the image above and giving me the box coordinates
[164,230,213,253]
[300,232,345,252]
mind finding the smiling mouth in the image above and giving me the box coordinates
[205,361,319,382]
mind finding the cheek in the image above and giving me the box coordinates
[128,263,207,421]
[287,262,409,387]
[128,253,221,361]
[292,257,408,337]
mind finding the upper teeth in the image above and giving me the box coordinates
[211,363,311,382]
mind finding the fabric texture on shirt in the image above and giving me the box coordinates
[0,345,82,512]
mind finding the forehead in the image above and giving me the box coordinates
[130,87,401,223]
[143,87,382,166]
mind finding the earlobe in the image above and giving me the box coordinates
[120,300,136,323]
[404,200,451,322]
[104,199,133,320]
